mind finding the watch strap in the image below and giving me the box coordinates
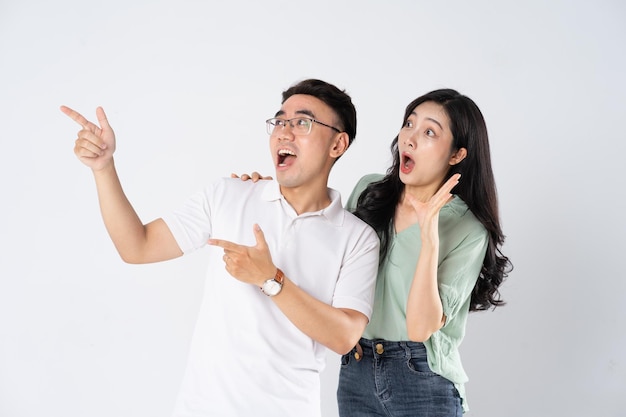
[260,268,284,296]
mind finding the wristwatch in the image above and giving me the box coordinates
[261,268,284,297]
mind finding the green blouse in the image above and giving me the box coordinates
[347,174,489,412]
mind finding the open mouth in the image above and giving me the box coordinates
[401,153,415,173]
[277,149,296,167]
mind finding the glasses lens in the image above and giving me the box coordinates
[293,118,312,135]
[266,118,313,135]
[266,118,278,135]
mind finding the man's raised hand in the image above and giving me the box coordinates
[61,105,116,171]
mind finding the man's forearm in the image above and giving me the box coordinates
[271,276,368,354]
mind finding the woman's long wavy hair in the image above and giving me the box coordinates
[353,89,512,311]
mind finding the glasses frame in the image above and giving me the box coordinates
[265,117,342,136]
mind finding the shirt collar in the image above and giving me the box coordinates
[261,180,345,227]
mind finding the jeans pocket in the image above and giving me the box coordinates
[407,357,438,376]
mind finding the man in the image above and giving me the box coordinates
[61,79,379,417]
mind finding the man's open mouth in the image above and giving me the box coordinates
[278,149,296,166]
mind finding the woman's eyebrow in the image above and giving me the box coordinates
[426,117,443,130]
[410,111,443,130]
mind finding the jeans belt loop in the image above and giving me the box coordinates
[354,342,363,362]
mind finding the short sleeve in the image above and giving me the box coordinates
[161,182,218,254]
[438,228,488,326]
[346,174,385,212]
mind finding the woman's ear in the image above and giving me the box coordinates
[330,132,349,159]
[449,147,467,166]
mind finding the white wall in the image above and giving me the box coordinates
[1,1,624,416]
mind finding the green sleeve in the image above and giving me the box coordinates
[438,229,489,326]
[346,173,385,212]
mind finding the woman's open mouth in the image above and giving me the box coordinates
[400,153,414,174]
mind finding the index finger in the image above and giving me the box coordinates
[60,105,99,131]
[208,238,243,252]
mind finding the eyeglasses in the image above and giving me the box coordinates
[265,117,341,136]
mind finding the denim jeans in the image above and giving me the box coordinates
[337,338,462,417]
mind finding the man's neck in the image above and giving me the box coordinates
[279,185,331,215]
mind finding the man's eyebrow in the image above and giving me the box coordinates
[295,109,315,118]
[274,109,316,118]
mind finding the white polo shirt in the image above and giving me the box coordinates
[162,178,379,417]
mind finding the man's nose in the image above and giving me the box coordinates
[277,124,295,141]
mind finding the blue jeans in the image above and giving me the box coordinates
[337,338,462,417]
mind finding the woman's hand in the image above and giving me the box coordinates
[230,172,273,182]
[406,174,461,245]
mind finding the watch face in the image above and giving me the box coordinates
[263,280,282,296]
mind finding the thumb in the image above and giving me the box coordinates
[253,224,267,249]
[96,106,112,131]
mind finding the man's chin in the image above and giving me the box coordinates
[276,174,299,189]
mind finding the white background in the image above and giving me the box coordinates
[1,1,625,416]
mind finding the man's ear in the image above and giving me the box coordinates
[330,132,349,159]
[449,147,467,166]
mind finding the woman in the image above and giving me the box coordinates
[337,89,511,416]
